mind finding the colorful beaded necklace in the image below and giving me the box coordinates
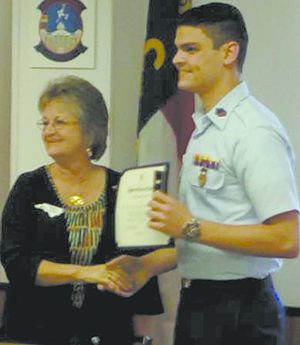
[45,166,106,308]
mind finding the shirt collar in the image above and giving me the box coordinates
[193,81,250,132]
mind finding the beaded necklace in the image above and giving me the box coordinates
[45,166,106,308]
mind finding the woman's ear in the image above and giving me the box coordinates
[222,41,240,67]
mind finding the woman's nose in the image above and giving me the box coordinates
[43,121,57,134]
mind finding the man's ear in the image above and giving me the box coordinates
[222,41,240,67]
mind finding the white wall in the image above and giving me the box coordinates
[109,0,148,170]
[0,0,12,216]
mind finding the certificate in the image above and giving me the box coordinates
[115,163,171,248]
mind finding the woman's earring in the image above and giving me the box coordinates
[86,147,93,159]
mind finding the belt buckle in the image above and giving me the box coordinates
[181,278,192,289]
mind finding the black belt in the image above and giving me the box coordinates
[181,275,271,290]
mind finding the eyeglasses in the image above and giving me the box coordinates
[36,119,78,131]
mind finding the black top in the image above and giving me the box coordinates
[1,166,163,345]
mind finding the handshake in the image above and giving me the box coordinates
[76,247,176,297]
[81,255,150,297]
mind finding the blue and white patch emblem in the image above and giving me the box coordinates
[35,0,87,62]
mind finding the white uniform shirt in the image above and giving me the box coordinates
[178,82,299,280]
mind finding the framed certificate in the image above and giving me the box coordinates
[115,163,172,248]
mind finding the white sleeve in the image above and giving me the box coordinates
[232,126,299,221]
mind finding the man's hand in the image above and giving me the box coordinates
[105,255,150,297]
[78,264,133,296]
[148,190,193,238]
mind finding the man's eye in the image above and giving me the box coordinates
[185,46,198,52]
[43,121,49,126]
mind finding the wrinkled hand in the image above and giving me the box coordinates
[105,255,150,297]
[148,190,192,238]
[81,264,133,296]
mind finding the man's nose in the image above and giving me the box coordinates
[172,50,184,67]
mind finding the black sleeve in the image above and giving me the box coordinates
[116,247,164,315]
[1,173,43,286]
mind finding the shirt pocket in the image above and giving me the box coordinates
[189,165,225,191]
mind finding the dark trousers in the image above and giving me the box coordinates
[174,276,285,345]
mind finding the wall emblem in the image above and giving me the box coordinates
[35,0,87,62]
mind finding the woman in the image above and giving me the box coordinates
[1,76,163,345]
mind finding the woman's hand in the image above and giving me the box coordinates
[77,264,133,296]
[105,255,150,297]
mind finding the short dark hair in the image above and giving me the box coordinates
[38,76,108,160]
[177,2,248,72]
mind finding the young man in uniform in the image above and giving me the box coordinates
[108,3,299,345]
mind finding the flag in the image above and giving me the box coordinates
[137,0,195,196]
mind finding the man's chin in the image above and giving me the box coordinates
[177,82,193,92]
